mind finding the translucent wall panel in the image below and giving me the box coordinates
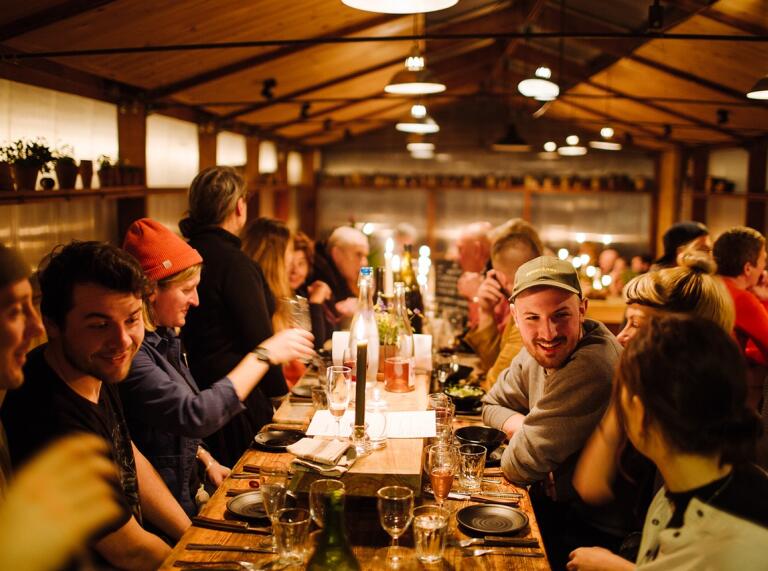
[259,140,277,173]
[216,131,246,166]
[706,195,747,239]
[530,192,651,256]
[0,199,117,269]
[710,148,748,194]
[146,192,189,235]
[0,79,118,188]
[434,191,525,254]
[146,115,198,187]
[287,151,303,186]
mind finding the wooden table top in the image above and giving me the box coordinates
[161,372,551,570]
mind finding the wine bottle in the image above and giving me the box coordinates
[306,489,361,570]
[347,267,379,389]
[399,244,424,333]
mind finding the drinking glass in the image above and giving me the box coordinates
[377,486,414,567]
[427,392,452,411]
[458,444,487,493]
[433,354,457,388]
[260,467,289,527]
[309,479,345,528]
[311,385,328,410]
[428,444,458,507]
[287,295,312,332]
[326,366,352,440]
[273,507,310,564]
[413,505,450,564]
[428,395,455,443]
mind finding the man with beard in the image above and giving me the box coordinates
[482,256,621,569]
[1,242,190,570]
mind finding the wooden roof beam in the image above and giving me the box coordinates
[673,0,768,36]
[0,0,118,42]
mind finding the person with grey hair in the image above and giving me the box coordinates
[180,167,289,467]
[312,225,369,322]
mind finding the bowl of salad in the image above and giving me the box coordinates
[444,383,486,412]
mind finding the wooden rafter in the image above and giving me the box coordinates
[0,0,117,43]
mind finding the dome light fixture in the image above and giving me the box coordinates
[558,135,587,156]
[396,109,440,134]
[410,103,427,118]
[385,47,446,95]
[565,134,580,146]
[491,123,531,152]
[746,74,768,100]
[407,141,435,152]
[342,0,458,14]
[600,126,615,138]
[518,66,559,101]
[590,126,622,151]
[411,148,435,159]
[543,141,557,152]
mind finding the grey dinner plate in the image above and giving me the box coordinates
[226,490,296,522]
[456,504,529,536]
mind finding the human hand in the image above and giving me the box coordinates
[307,280,332,304]
[205,462,231,487]
[260,328,315,364]
[0,434,123,571]
[567,547,635,571]
[476,270,506,313]
[749,270,768,301]
[457,272,484,300]
[335,297,358,317]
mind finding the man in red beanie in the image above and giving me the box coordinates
[122,218,313,516]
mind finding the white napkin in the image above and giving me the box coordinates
[287,437,357,477]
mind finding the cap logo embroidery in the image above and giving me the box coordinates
[162,260,172,269]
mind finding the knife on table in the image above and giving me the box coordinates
[191,516,271,534]
[186,543,275,553]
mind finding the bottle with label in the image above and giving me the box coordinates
[347,266,379,389]
[306,489,361,570]
[384,282,415,393]
[399,244,424,333]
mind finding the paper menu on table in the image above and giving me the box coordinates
[305,410,436,438]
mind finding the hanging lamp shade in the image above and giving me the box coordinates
[746,75,768,100]
[385,67,446,95]
[557,145,587,156]
[491,124,531,152]
[518,66,559,101]
[396,114,440,134]
[589,141,622,151]
[342,0,458,13]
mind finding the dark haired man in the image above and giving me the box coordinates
[482,256,622,568]
[714,226,768,366]
[1,241,190,570]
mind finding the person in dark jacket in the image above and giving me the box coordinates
[289,231,331,349]
[121,218,314,516]
[179,167,299,467]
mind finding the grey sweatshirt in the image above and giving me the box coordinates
[482,319,621,489]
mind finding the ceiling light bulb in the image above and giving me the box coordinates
[410,104,427,118]
[405,54,424,71]
[543,141,557,152]
[589,141,622,151]
[600,126,614,139]
[535,67,552,79]
[566,135,579,145]
[558,145,587,156]
[410,149,434,159]
[406,141,435,152]
[396,114,440,134]
[341,0,458,14]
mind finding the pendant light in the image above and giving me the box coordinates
[342,0,458,14]
[492,123,531,152]
[518,66,560,101]
[746,74,768,100]
[406,134,435,152]
[589,125,622,151]
[385,45,446,95]
[396,103,440,134]
[557,134,587,156]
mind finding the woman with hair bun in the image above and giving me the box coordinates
[618,316,766,569]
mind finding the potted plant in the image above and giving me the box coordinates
[0,146,13,191]
[54,146,78,190]
[98,155,115,187]
[1,139,54,191]
[79,159,93,189]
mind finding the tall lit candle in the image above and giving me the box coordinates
[354,340,367,425]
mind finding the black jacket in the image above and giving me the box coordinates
[180,223,287,466]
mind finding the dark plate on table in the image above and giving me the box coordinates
[253,429,305,452]
[226,490,296,522]
[455,425,506,457]
[456,504,529,536]
[290,382,315,399]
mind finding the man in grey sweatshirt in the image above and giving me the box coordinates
[482,256,622,568]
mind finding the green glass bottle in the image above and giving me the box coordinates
[306,489,361,570]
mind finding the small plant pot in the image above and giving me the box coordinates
[12,164,39,191]
[0,162,14,191]
[99,166,114,187]
[79,160,93,189]
[55,162,78,189]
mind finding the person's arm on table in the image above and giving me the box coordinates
[481,353,530,432]
[572,405,624,504]
[567,547,635,571]
[95,516,172,571]
[132,443,190,540]
[197,445,230,487]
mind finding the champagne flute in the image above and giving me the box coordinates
[309,479,345,528]
[377,486,414,567]
[326,366,351,440]
[428,444,458,507]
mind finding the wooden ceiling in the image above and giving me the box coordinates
[0,0,766,151]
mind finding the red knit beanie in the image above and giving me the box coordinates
[123,218,203,281]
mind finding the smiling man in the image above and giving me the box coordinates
[1,241,190,570]
[482,256,621,568]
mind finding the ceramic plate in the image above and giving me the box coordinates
[456,504,529,536]
[253,429,305,452]
[226,490,296,521]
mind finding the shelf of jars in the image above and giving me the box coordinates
[682,189,768,201]
[0,186,187,204]
[318,173,654,194]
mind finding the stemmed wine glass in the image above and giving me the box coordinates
[260,467,290,547]
[428,444,458,507]
[309,479,345,528]
[326,366,352,440]
[377,486,414,567]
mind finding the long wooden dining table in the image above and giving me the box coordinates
[160,366,551,570]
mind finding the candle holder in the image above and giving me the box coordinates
[350,423,372,458]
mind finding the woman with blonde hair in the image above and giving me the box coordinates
[569,251,736,570]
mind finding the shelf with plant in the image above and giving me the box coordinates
[0,138,54,191]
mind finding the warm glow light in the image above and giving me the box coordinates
[341,0,458,14]
[589,141,622,151]
[410,104,427,118]
[566,135,579,145]
[592,278,603,290]
[543,141,557,152]
[600,126,614,139]
[406,141,435,152]
[557,248,569,260]
[601,275,612,286]
[575,233,586,244]
[601,234,613,245]
[405,55,424,71]
[557,145,587,156]
[518,67,559,100]
[580,254,590,264]
[396,115,440,134]
[572,257,583,268]
[586,265,597,278]
[362,222,374,235]
[746,75,768,100]
[419,245,431,257]
[392,255,401,272]
[385,237,394,254]
[410,149,434,159]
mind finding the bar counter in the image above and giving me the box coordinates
[161,370,551,570]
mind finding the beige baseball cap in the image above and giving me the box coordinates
[509,255,582,301]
